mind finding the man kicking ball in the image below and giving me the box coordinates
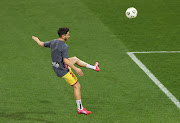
[32,27,100,115]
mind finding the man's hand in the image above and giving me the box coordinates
[32,36,39,42]
[32,36,44,47]
[74,68,84,77]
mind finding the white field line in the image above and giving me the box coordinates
[127,51,180,109]
[130,51,180,54]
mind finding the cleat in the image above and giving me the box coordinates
[77,107,92,115]
[94,62,100,72]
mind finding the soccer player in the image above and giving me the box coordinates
[32,27,100,115]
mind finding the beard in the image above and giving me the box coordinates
[64,37,69,41]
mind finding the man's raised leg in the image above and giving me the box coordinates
[68,56,100,71]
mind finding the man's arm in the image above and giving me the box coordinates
[63,58,84,76]
[32,36,44,47]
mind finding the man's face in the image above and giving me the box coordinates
[63,31,70,41]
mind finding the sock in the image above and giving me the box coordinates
[86,64,96,70]
[76,100,83,110]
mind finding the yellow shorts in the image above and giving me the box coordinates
[61,67,78,86]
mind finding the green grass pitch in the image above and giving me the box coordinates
[0,0,180,122]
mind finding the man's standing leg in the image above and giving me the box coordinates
[73,82,92,115]
[73,82,82,109]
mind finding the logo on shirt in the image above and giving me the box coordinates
[52,62,60,68]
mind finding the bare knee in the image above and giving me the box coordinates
[69,56,79,64]
[73,56,79,62]
[73,82,81,90]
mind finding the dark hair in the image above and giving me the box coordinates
[57,27,69,37]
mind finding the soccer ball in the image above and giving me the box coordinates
[125,7,138,19]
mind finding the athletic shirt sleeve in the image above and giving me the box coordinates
[44,41,52,48]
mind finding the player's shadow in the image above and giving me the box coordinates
[0,111,55,123]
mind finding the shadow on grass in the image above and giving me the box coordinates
[0,111,56,123]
